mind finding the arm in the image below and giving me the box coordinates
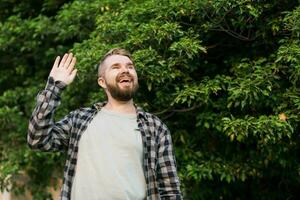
[157,126,183,199]
[28,77,72,151]
[27,53,77,151]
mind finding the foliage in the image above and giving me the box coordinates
[0,0,300,199]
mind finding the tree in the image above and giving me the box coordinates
[0,0,300,199]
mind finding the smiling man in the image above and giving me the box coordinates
[27,48,182,200]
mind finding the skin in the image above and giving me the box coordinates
[50,53,77,85]
[49,53,138,114]
[98,55,138,114]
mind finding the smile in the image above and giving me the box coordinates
[117,75,134,83]
[119,79,132,83]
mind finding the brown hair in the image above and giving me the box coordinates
[97,48,133,77]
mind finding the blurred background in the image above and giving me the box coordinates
[0,0,300,199]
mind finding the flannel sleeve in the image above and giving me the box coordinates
[157,125,183,200]
[27,76,74,151]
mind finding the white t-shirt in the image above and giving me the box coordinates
[71,108,146,200]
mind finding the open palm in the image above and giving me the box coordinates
[49,53,77,85]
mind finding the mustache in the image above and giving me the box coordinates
[116,72,134,82]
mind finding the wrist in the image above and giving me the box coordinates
[45,76,67,95]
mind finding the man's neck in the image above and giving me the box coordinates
[104,98,136,114]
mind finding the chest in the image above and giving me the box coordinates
[79,113,144,157]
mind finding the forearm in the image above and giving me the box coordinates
[157,131,182,199]
[27,76,68,151]
[158,158,182,200]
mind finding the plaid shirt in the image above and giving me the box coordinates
[27,77,182,200]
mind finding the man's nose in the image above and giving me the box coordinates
[120,65,130,73]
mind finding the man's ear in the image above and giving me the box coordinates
[98,77,107,89]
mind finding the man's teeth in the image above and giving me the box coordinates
[120,79,131,83]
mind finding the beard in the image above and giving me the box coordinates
[106,72,139,101]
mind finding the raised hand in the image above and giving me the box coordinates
[49,53,77,85]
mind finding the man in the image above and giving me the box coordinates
[27,48,182,200]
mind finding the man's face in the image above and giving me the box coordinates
[98,55,139,101]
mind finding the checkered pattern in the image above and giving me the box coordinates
[27,77,182,200]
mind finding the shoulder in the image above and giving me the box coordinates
[69,102,102,118]
[137,107,170,134]
[146,112,165,126]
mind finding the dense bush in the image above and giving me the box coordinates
[0,0,300,199]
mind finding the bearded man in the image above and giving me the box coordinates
[27,48,182,200]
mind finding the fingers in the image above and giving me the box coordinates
[57,53,76,71]
[67,57,77,73]
[70,68,78,81]
[64,53,73,69]
[58,53,69,68]
[54,52,77,75]
[50,53,78,85]
[52,56,60,68]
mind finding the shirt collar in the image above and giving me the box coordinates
[92,102,148,120]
